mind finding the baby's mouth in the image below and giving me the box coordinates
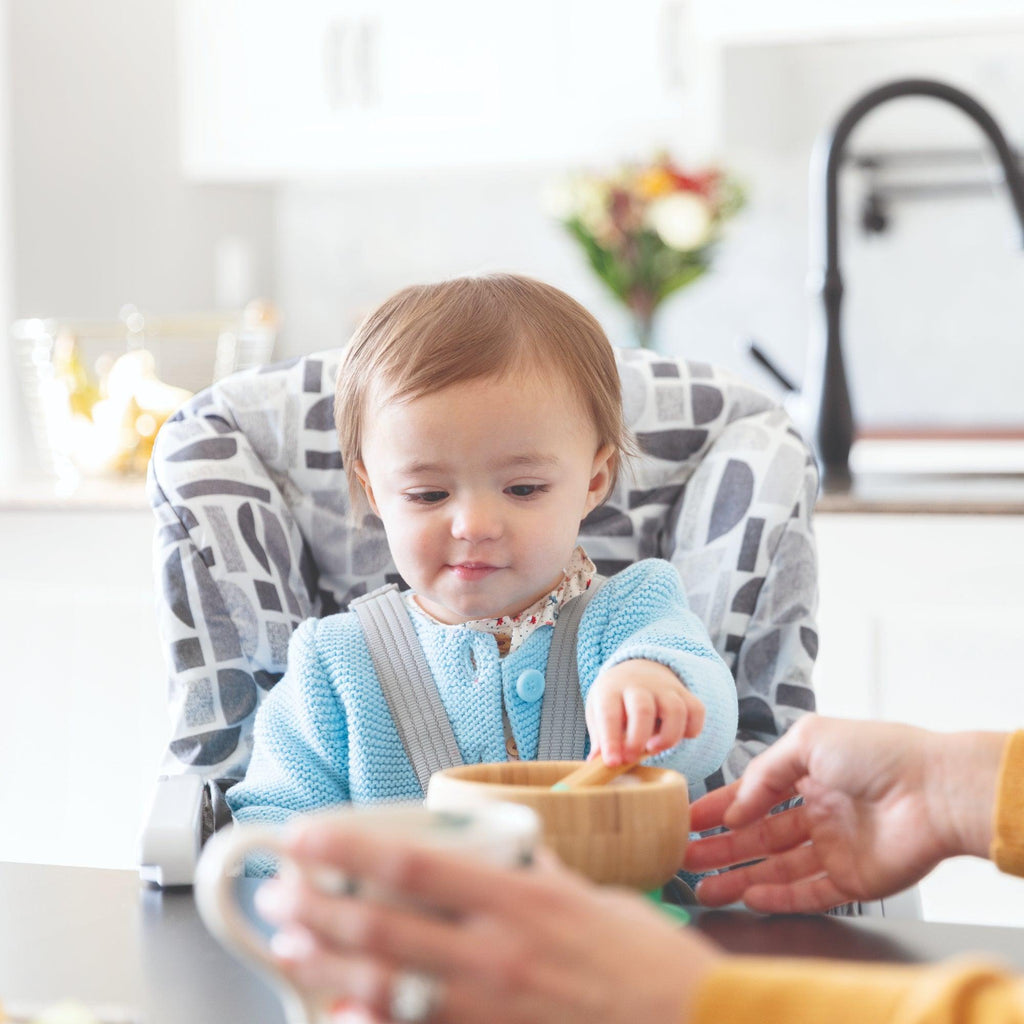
[448,562,502,580]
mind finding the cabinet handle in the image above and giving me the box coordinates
[356,17,377,106]
[323,19,349,111]
[660,0,688,91]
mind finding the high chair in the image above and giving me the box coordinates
[138,347,821,891]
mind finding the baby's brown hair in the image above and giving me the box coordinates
[335,273,637,520]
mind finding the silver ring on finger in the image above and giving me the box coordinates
[389,969,443,1023]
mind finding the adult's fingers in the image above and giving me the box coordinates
[276,932,569,1024]
[721,717,820,828]
[285,822,580,924]
[687,780,742,832]
[272,936,399,1022]
[684,803,810,872]
[692,841,822,907]
[258,876,516,985]
[739,873,850,915]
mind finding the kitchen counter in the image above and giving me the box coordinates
[0,473,149,511]
[816,471,1024,514]
[8,436,1024,515]
[816,437,1024,514]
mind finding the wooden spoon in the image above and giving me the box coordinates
[551,759,640,791]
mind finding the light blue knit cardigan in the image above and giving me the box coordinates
[227,558,738,835]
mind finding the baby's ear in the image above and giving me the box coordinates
[586,444,616,511]
[352,460,381,516]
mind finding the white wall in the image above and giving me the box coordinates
[4,0,277,474]
[0,0,16,484]
[273,169,774,384]
[274,170,717,358]
[8,0,277,318]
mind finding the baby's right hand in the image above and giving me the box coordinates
[585,659,706,767]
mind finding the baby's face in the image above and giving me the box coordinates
[355,373,613,624]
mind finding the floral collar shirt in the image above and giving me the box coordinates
[407,546,597,656]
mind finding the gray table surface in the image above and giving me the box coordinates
[3,862,1023,1023]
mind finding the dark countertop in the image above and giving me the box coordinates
[3,862,1024,1023]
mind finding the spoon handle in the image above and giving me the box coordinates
[551,760,638,791]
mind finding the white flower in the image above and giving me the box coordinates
[645,192,713,250]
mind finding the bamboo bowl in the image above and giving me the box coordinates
[425,761,689,891]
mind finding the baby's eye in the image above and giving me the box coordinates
[405,490,448,504]
[505,484,547,498]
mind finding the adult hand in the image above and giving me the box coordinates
[256,824,722,1024]
[586,659,705,766]
[684,715,1006,914]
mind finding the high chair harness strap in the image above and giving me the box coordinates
[351,585,463,796]
[537,579,603,762]
[350,580,604,795]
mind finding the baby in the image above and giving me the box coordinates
[227,274,738,849]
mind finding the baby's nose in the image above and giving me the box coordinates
[451,496,503,542]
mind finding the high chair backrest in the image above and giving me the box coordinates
[148,347,819,797]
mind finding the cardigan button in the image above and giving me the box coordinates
[515,669,545,703]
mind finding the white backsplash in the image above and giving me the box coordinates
[274,172,801,401]
[276,29,1024,431]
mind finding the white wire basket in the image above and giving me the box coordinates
[14,301,278,486]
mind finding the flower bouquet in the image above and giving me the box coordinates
[552,153,744,349]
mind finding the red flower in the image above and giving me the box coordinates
[669,167,720,197]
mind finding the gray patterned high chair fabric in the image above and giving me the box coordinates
[148,347,819,798]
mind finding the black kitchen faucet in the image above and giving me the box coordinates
[805,78,1024,490]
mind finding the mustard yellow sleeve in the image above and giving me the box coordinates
[692,957,1024,1024]
[991,731,1024,877]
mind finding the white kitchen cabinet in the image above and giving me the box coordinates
[815,513,1024,925]
[178,0,704,179]
[693,0,1024,46]
[0,498,168,869]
